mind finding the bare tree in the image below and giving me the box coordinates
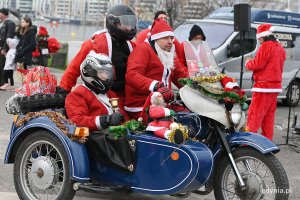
[165,0,181,28]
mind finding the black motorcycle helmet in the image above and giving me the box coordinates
[80,51,115,94]
[106,4,138,41]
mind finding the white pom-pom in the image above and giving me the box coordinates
[170,122,179,130]
[269,26,275,32]
[138,117,143,122]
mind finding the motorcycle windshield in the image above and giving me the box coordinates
[183,40,220,78]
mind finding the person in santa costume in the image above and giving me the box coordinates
[57,4,137,105]
[125,18,188,120]
[65,51,124,132]
[141,92,185,144]
[135,11,185,68]
[245,23,286,140]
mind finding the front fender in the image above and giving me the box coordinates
[5,117,90,182]
[227,132,280,154]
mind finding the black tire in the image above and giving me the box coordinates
[7,93,67,114]
[214,147,289,200]
[282,80,300,107]
[14,130,76,200]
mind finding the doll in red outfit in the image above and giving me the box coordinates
[140,92,186,144]
[65,51,124,132]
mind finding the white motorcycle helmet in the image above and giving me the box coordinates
[80,51,115,94]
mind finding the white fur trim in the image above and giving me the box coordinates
[124,106,143,112]
[105,32,112,58]
[164,108,170,116]
[151,31,174,41]
[164,130,171,139]
[256,30,273,39]
[149,80,159,92]
[225,82,239,89]
[92,29,107,37]
[251,88,282,93]
[146,125,165,131]
[95,116,101,129]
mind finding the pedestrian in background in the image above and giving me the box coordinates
[0,37,18,90]
[0,8,15,86]
[245,24,286,140]
[15,17,36,70]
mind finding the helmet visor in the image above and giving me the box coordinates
[117,15,138,31]
[96,66,114,82]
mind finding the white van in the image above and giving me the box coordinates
[175,7,300,106]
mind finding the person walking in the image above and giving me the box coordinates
[245,24,286,140]
[0,8,15,86]
[15,17,36,70]
[0,37,18,90]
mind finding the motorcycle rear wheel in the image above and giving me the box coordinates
[213,147,289,200]
[13,130,76,200]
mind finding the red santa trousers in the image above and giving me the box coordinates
[247,92,278,140]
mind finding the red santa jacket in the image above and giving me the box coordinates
[60,31,135,92]
[125,42,188,112]
[65,85,123,132]
[146,106,174,131]
[246,40,286,92]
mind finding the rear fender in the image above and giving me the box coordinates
[5,118,90,182]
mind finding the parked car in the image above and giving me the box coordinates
[175,7,300,106]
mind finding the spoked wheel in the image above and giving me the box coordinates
[214,147,289,200]
[14,131,75,200]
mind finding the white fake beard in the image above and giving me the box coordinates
[155,42,175,70]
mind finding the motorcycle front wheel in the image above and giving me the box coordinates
[13,130,76,200]
[213,147,289,200]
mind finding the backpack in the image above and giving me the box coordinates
[15,66,57,96]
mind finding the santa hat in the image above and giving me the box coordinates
[221,76,239,89]
[150,18,174,41]
[138,92,161,122]
[256,24,275,39]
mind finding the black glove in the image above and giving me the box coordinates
[99,113,124,129]
[56,86,70,95]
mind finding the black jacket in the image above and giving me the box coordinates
[16,28,36,65]
[0,19,16,52]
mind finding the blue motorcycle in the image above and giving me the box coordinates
[4,41,289,200]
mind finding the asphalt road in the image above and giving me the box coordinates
[0,69,300,199]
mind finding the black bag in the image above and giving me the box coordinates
[86,132,136,173]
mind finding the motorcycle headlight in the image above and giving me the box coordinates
[231,104,242,125]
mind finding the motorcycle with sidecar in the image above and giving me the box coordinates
[4,41,289,200]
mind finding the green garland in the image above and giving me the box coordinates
[109,119,146,139]
[179,77,247,105]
